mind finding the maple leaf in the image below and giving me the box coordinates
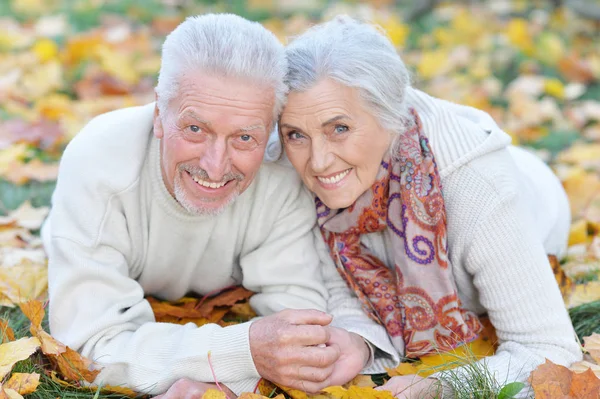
[19,300,100,383]
[529,358,600,398]
[5,373,40,395]
[0,337,41,380]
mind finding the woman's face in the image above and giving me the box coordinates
[280,78,393,210]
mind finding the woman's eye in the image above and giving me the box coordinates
[190,125,201,133]
[334,125,349,134]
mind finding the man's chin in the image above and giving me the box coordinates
[177,194,238,217]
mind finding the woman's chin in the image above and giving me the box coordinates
[318,192,358,210]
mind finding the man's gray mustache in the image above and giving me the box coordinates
[179,164,244,183]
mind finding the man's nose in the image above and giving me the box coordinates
[198,139,231,181]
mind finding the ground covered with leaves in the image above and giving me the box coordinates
[1,0,600,398]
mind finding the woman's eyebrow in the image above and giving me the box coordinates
[321,114,350,127]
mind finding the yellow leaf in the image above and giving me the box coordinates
[544,78,565,99]
[0,337,41,380]
[0,264,47,307]
[35,94,74,121]
[343,375,375,389]
[0,144,30,175]
[200,389,227,399]
[32,39,58,62]
[562,168,600,218]
[0,388,23,399]
[238,393,270,399]
[0,320,15,342]
[5,373,40,395]
[565,281,600,308]
[378,16,409,47]
[535,33,565,66]
[322,386,347,397]
[569,219,589,246]
[418,50,449,79]
[506,19,533,54]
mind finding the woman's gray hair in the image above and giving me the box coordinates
[156,14,287,124]
[285,15,414,136]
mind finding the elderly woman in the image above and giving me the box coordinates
[278,16,581,398]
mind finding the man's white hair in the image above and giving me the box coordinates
[156,13,287,124]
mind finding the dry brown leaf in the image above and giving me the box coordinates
[0,337,41,380]
[49,371,138,398]
[227,302,257,320]
[584,334,600,364]
[0,319,15,342]
[195,286,255,317]
[530,358,600,398]
[549,254,575,300]
[5,373,40,395]
[19,300,100,383]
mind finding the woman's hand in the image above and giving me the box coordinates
[375,375,442,399]
[326,327,371,386]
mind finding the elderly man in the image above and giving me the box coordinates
[43,14,374,398]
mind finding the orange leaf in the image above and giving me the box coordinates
[0,319,15,342]
[5,373,40,395]
[196,286,255,317]
[570,368,600,397]
[529,358,600,398]
[19,300,100,383]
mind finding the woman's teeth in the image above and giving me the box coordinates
[317,169,351,184]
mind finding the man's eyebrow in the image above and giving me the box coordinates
[181,111,211,125]
[239,124,266,133]
[321,114,350,127]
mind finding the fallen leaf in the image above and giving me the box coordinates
[4,159,59,185]
[565,281,600,308]
[0,387,23,399]
[200,389,227,399]
[0,337,41,380]
[49,371,138,398]
[19,300,100,383]
[584,334,600,363]
[549,254,575,300]
[322,385,395,399]
[530,358,600,398]
[8,201,49,230]
[343,375,375,389]
[5,373,40,395]
[0,264,47,307]
[570,361,600,378]
[0,319,15,342]
[195,286,255,317]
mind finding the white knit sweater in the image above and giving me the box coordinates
[43,103,334,395]
[318,89,582,396]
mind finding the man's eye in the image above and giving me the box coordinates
[190,125,200,133]
[334,125,349,134]
[240,134,251,142]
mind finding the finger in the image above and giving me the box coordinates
[289,378,331,394]
[281,309,333,326]
[291,345,340,367]
[282,324,330,346]
[297,364,335,383]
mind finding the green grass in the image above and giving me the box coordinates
[569,300,600,342]
[0,306,133,399]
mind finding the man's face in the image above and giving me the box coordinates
[154,72,275,216]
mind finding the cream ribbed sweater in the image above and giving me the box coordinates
[43,103,334,395]
[318,89,582,396]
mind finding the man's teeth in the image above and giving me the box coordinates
[317,169,351,185]
[191,174,227,189]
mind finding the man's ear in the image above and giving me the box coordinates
[153,93,164,139]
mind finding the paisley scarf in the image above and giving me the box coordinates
[317,109,482,358]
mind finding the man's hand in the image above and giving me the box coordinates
[326,327,371,386]
[249,309,340,393]
[375,375,442,399]
[153,378,236,399]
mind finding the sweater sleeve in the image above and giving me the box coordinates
[241,182,329,315]
[315,227,400,373]
[47,144,260,395]
[431,168,581,395]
